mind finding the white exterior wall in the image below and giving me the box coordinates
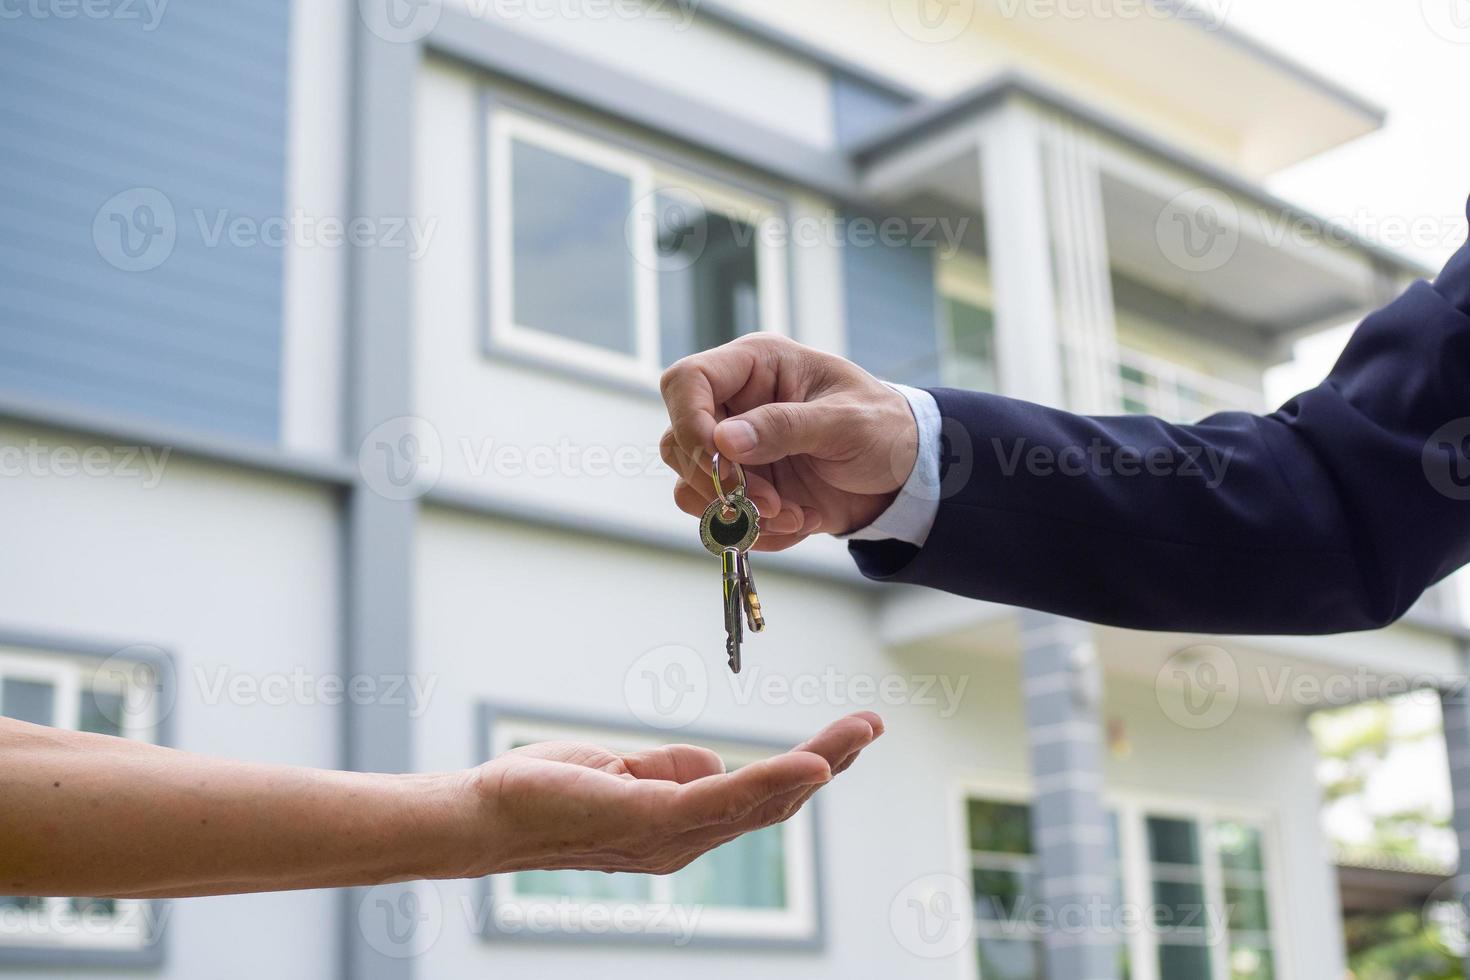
[0,423,342,980]
[412,57,856,573]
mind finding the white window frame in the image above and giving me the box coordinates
[485,714,818,944]
[0,645,161,954]
[951,777,1290,980]
[487,108,790,388]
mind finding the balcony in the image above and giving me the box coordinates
[1111,345,1265,421]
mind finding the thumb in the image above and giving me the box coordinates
[714,401,854,466]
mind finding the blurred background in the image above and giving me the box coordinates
[0,1,1467,978]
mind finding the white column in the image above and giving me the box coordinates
[979,101,1066,406]
[1042,120,1121,415]
[979,102,1120,412]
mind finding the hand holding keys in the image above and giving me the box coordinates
[699,455,766,674]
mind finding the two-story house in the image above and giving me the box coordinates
[2,2,1467,979]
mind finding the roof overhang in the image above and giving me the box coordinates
[961,0,1385,175]
[853,75,1433,347]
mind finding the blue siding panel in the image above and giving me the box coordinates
[0,1,292,443]
[841,213,942,387]
[831,74,912,148]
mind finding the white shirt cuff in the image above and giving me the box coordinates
[839,384,941,548]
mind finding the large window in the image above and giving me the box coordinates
[964,794,1281,980]
[488,109,789,386]
[483,712,819,945]
[0,645,163,955]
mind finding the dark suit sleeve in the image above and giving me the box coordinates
[850,204,1470,635]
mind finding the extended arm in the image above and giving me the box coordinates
[851,224,1470,634]
[660,201,1470,636]
[0,712,880,898]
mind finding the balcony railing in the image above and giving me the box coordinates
[1112,346,1266,421]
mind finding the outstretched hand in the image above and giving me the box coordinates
[659,334,918,551]
[468,712,883,876]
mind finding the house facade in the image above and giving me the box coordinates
[2,2,1467,979]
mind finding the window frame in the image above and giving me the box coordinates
[476,705,823,949]
[485,103,792,390]
[952,777,1291,980]
[0,635,173,968]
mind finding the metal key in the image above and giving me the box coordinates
[699,454,765,674]
[738,551,765,633]
[720,547,744,673]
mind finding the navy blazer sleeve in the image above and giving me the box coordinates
[849,201,1470,635]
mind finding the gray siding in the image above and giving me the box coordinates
[841,213,942,386]
[0,0,292,442]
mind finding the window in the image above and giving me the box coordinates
[937,251,998,392]
[483,712,819,945]
[964,793,1281,980]
[0,645,163,955]
[967,799,1045,980]
[488,109,789,386]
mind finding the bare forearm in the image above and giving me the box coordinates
[0,718,475,898]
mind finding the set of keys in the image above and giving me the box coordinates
[698,455,765,674]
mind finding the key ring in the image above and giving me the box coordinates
[711,452,746,516]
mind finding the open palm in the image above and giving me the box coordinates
[469,712,882,876]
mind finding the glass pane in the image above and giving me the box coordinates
[1230,946,1274,980]
[1158,942,1214,979]
[1151,879,1208,930]
[670,823,785,909]
[512,870,651,903]
[946,299,997,392]
[510,140,636,355]
[79,689,124,738]
[1223,885,1270,932]
[2,679,55,726]
[969,800,1033,855]
[976,935,1042,980]
[972,868,1033,921]
[1147,817,1200,866]
[657,196,761,365]
[1215,822,1264,873]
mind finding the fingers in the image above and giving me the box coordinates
[671,751,831,829]
[622,744,726,783]
[671,713,886,848]
[788,712,880,772]
[660,341,768,463]
[714,401,855,468]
